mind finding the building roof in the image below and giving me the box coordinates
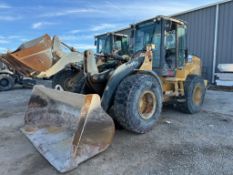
[172,0,232,16]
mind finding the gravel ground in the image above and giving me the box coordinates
[0,84,233,175]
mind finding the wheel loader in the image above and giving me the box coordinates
[0,34,84,91]
[21,16,206,172]
[95,32,130,59]
[51,32,131,92]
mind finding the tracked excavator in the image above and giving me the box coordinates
[21,16,207,172]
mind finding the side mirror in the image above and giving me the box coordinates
[187,55,193,63]
[94,39,97,46]
[146,44,155,51]
[151,44,155,50]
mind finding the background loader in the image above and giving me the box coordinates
[51,32,131,92]
[0,34,83,91]
[21,16,206,172]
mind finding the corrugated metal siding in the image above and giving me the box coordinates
[216,1,233,71]
[174,6,216,81]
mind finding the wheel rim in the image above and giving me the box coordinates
[0,78,9,87]
[192,85,202,105]
[64,78,75,90]
[54,84,64,91]
[138,90,156,120]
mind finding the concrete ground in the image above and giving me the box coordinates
[0,84,233,175]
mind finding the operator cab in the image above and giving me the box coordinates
[93,32,131,73]
[95,33,129,56]
[83,33,130,94]
[132,16,188,77]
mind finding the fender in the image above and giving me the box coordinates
[101,57,144,111]
[0,69,14,75]
[133,69,163,93]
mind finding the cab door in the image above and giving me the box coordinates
[177,24,187,68]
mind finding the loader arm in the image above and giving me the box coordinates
[36,51,83,78]
[36,35,84,78]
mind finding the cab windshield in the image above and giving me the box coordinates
[113,35,129,55]
[96,35,111,54]
[134,22,161,53]
[96,34,129,55]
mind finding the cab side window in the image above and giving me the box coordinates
[164,21,177,70]
[177,25,187,67]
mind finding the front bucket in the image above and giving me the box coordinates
[21,85,115,173]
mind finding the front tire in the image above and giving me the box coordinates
[113,74,162,134]
[0,74,14,91]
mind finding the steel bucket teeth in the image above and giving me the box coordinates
[21,85,115,173]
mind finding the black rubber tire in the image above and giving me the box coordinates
[52,70,85,93]
[0,74,14,91]
[178,75,206,114]
[113,74,162,134]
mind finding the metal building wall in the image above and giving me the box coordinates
[173,0,233,82]
[174,7,216,81]
[216,1,233,70]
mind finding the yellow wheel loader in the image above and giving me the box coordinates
[21,16,206,172]
[0,34,84,91]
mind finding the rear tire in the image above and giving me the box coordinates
[52,70,85,93]
[178,75,206,114]
[113,74,162,134]
[0,74,14,91]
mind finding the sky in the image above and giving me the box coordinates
[0,0,220,52]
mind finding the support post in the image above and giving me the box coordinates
[212,4,219,83]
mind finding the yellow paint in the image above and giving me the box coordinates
[175,56,201,80]
[139,46,153,70]
[139,50,204,99]
[140,55,152,70]
[161,56,202,97]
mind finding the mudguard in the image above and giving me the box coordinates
[101,56,144,111]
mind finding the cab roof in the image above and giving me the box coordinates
[95,16,186,38]
[95,32,128,39]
